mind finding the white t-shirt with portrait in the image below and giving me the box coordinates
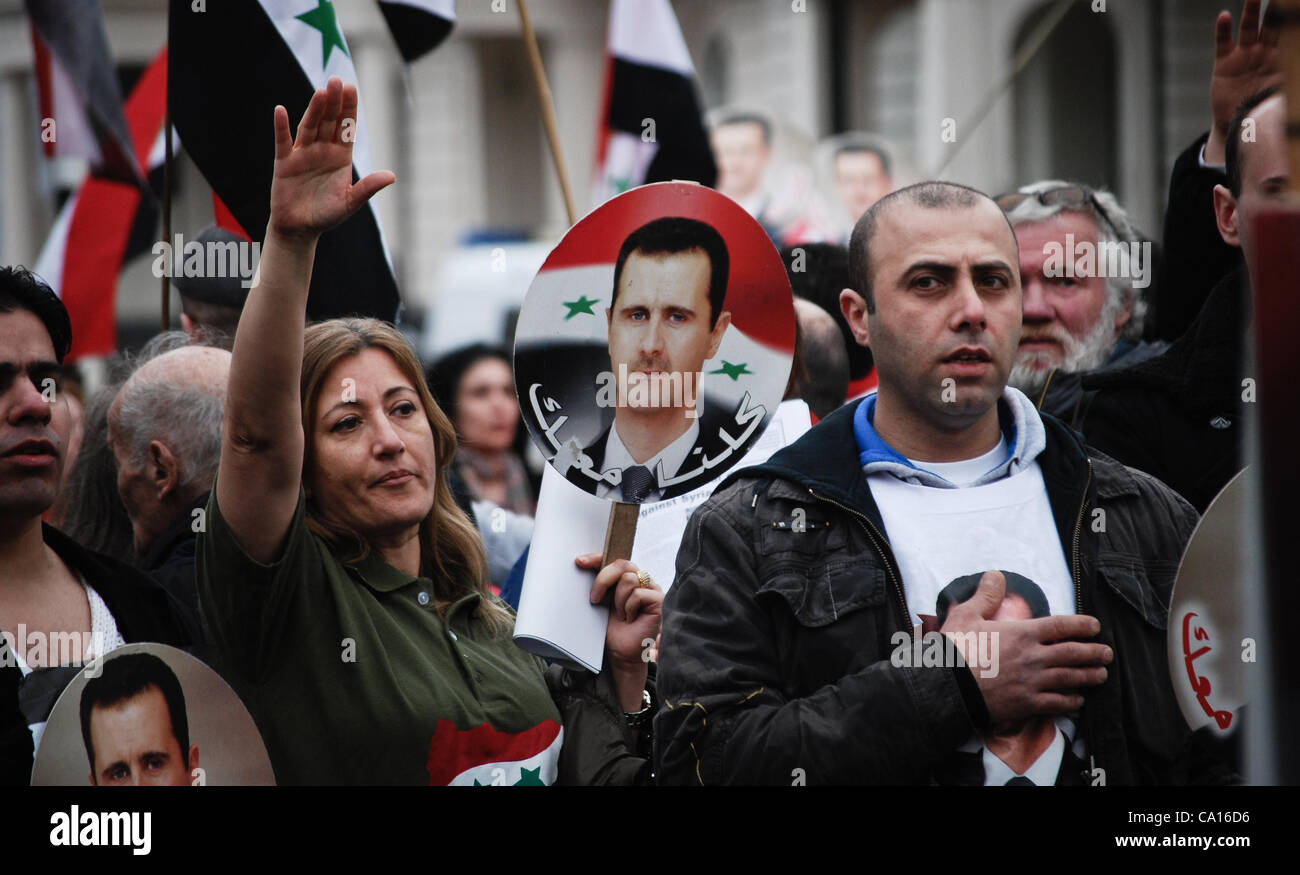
[867,439,1082,784]
[867,439,1076,628]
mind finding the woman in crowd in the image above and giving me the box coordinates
[428,344,535,515]
[197,78,659,785]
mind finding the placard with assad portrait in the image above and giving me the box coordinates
[31,643,275,786]
[514,182,795,505]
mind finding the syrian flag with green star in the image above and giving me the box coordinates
[169,0,400,323]
[425,719,563,786]
[589,0,715,207]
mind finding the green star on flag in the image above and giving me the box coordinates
[514,766,546,786]
[296,0,350,68]
[709,361,753,381]
[562,295,599,319]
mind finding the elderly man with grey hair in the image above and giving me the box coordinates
[996,181,1167,427]
[107,341,231,615]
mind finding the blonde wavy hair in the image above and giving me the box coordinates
[299,318,512,634]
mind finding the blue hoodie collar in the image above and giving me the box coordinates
[852,388,1046,487]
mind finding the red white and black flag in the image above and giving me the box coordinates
[168,0,401,323]
[590,0,716,206]
[26,0,143,188]
[35,48,169,361]
[375,0,455,63]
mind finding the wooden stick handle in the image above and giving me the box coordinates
[601,501,639,567]
[517,0,578,226]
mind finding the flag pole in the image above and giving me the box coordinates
[929,0,1072,178]
[517,0,637,566]
[516,0,577,225]
[160,16,172,332]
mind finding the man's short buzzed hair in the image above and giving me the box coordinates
[0,266,72,363]
[715,112,772,146]
[848,181,1015,313]
[610,217,730,329]
[1226,86,1281,198]
[80,652,190,778]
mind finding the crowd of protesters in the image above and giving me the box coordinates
[0,0,1285,785]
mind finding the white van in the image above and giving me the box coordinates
[418,240,556,364]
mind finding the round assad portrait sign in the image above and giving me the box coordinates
[514,182,795,504]
[31,643,275,786]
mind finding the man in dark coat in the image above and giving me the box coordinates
[1082,87,1283,513]
[997,180,1166,428]
[1150,0,1278,342]
[0,267,194,785]
[108,344,231,615]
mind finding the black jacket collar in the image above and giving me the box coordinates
[41,524,197,646]
[1082,267,1249,416]
[138,491,209,572]
[740,399,880,520]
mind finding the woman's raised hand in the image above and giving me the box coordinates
[268,76,395,240]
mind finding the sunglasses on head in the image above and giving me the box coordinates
[995,184,1130,241]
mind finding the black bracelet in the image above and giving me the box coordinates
[625,688,655,762]
[624,688,653,729]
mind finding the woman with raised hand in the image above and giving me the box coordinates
[198,77,660,785]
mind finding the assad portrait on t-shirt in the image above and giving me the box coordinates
[927,571,1087,786]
